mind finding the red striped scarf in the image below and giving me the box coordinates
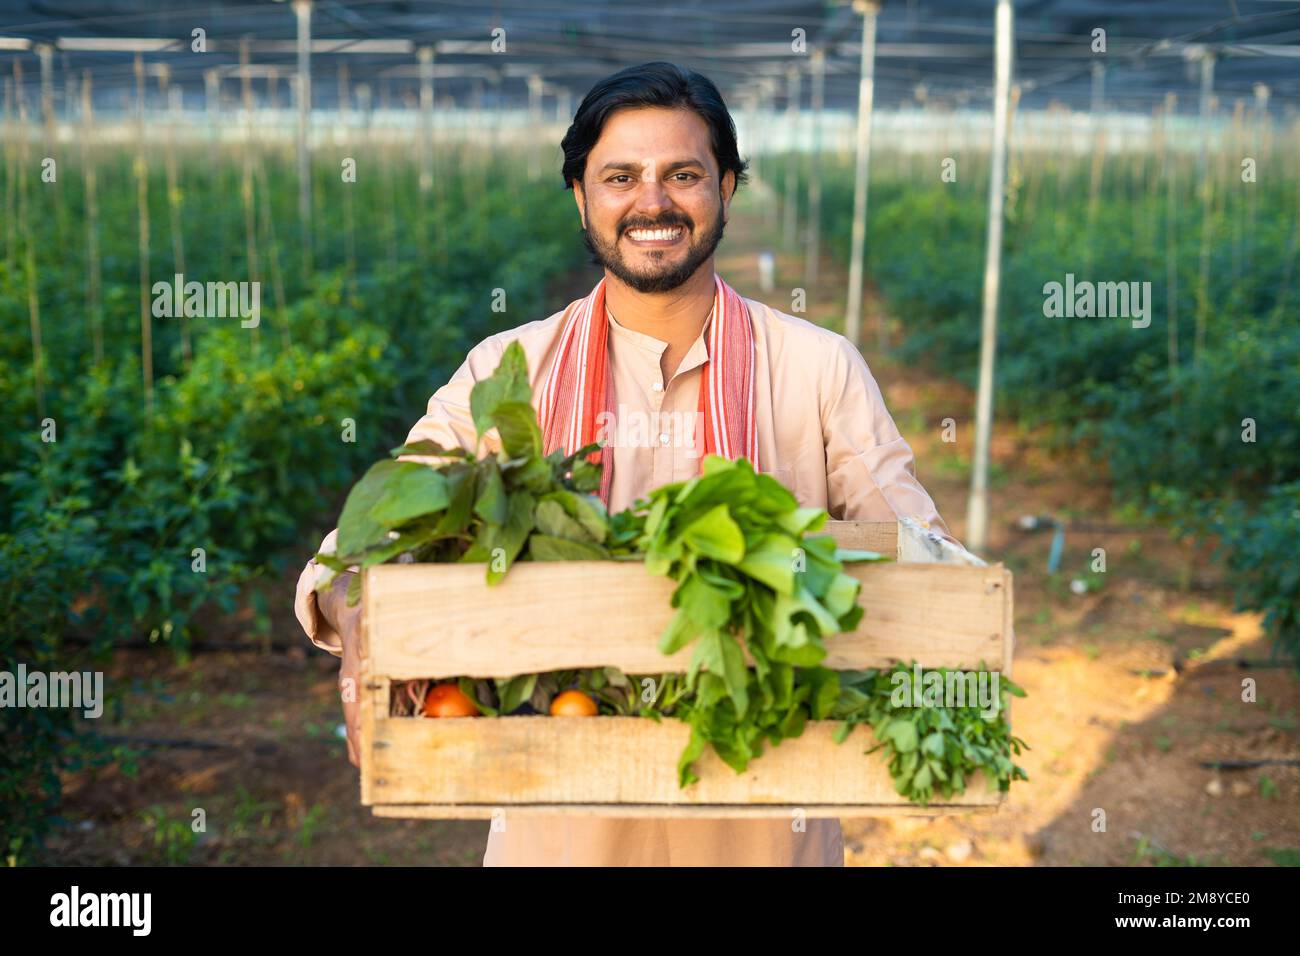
[538,274,758,505]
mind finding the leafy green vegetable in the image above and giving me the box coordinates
[830,663,1030,805]
[628,455,887,786]
[314,340,636,598]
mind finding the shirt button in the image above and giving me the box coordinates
[651,381,664,392]
[659,433,670,445]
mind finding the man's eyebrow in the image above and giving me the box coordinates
[596,159,708,174]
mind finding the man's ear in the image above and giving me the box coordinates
[572,181,587,229]
[720,169,736,224]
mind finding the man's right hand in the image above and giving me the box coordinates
[320,571,364,767]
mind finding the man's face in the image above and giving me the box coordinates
[574,106,735,294]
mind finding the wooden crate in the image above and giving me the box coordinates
[359,518,1015,819]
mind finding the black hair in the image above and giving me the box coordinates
[560,61,749,196]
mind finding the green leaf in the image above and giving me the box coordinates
[496,674,539,714]
[835,548,891,563]
[887,720,919,753]
[751,471,799,513]
[492,401,543,459]
[369,466,450,527]
[658,611,700,655]
[433,465,476,535]
[337,460,449,555]
[679,504,745,563]
[345,570,364,607]
[717,632,750,717]
[469,340,532,439]
[569,456,603,493]
[677,725,708,788]
[822,570,862,619]
[736,533,800,595]
[535,497,592,542]
[687,630,723,687]
[527,535,607,561]
[487,491,536,584]
[473,462,507,525]
[506,454,554,493]
[776,506,827,536]
[459,677,495,716]
[571,494,609,544]
[673,575,732,631]
[390,439,472,460]
[807,668,841,720]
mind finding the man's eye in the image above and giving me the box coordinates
[673,173,698,182]
[610,175,633,184]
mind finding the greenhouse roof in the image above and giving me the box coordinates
[1,0,1298,114]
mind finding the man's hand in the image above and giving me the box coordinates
[320,571,364,767]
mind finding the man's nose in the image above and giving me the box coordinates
[631,177,672,217]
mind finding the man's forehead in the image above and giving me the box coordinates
[589,108,714,168]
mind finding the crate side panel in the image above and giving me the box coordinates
[368,562,1008,679]
[372,802,1002,820]
[369,716,1000,807]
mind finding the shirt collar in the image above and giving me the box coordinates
[607,303,714,377]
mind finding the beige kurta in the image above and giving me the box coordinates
[295,289,959,867]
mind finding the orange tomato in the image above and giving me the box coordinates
[422,683,480,718]
[549,690,598,716]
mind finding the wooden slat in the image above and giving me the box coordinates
[365,560,1009,679]
[372,802,1002,820]
[367,716,1001,808]
[822,519,898,555]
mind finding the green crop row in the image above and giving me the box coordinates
[788,144,1299,663]
[0,146,584,859]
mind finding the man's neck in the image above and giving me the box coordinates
[604,266,716,381]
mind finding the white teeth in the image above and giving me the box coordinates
[628,227,682,241]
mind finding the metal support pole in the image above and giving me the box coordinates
[527,73,543,180]
[1198,50,1216,120]
[418,46,434,193]
[742,90,758,190]
[357,82,372,128]
[36,43,54,151]
[965,0,1015,554]
[204,68,219,123]
[293,0,313,267]
[844,0,879,349]
[805,49,826,288]
[1196,49,1216,180]
[782,64,802,250]
[761,80,777,229]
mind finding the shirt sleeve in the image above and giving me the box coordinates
[820,334,961,548]
[293,335,508,655]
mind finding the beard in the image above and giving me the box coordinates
[581,198,726,294]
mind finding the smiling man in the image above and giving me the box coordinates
[295,61,959,867]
